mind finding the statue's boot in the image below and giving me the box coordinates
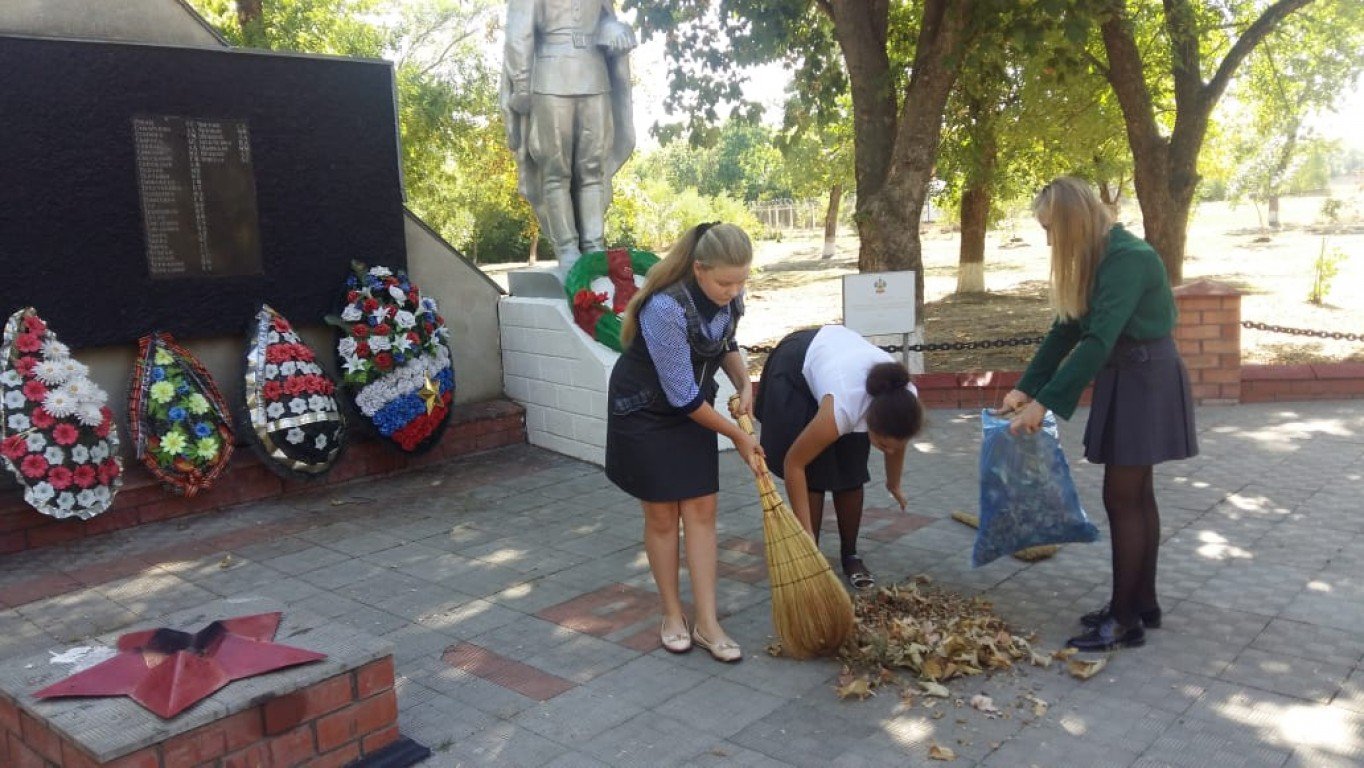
[540,180,583,281]
[576,182,607,256]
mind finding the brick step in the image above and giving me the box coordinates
[0,399,526,556]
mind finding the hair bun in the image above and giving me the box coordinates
[866,362,910,396]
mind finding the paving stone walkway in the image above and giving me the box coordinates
[1,401,1362,767]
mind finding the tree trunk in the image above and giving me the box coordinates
[956,101,996,295]
[1101,0,1315,286]
[1267,195,1280,229]
[528,231,539,265]
[821,183,842,259]
[957,180,990,294]
[236,0,266,45]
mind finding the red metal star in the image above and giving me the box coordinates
[34,612,325,719]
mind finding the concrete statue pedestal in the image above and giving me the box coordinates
[499,271,739,466]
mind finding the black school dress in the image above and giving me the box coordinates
[604,281,742,502]
[753,328,872,493]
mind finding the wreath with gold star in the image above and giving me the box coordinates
[326,261,453,453]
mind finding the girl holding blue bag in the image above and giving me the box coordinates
[1001,177,1198,652]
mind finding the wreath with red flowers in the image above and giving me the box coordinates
[563,248,660,352]
[326,261,453,453]
[243,304,345,476]
[0,308,122,520]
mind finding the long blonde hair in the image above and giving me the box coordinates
[619,222,753,346]
[1033,177,1114,320]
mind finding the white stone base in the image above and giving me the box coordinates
[499,297,738,466]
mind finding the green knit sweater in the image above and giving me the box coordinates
[1017,225,1176,420]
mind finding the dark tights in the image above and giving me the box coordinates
[806,487,864,561]
[1102,464,1161,627]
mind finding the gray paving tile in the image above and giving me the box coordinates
[1251,618,1364,670]
[728,702,881,768]
[1219,646,1354,703]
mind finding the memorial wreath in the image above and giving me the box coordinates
[328,261,454,453]
[563,248,659,352]
[0,308,122,519]
[243,305,346,476]
[128,333,235,496]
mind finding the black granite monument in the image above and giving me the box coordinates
[0,35,407,347]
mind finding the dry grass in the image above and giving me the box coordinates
[481,181,1364,373]
[742,180,1364,372]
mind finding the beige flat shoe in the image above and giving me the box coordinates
[692,627,742,663]
[661,619,692,654]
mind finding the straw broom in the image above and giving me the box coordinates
[950,510,1060,562]
[728,395,853,659]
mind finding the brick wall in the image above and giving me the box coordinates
[0,400,526,556]
[1,658,397,767]
[1241,363,1364,402]
[1172,279,1243,404]
[499,297,739,466]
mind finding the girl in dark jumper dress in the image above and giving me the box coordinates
[605,222,762,663]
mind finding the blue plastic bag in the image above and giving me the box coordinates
[974,408,1098,567]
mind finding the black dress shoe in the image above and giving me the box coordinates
[1067,618,1145,651]
[1080,602,1161,629]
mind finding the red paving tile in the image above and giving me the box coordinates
[0,572,82,608]
[718,536,763,555]
[442,643,574,701]
[716,560,768,585]
[861,508,938,543]
[535,583,659,638]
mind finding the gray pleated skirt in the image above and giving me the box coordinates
[1083,336,1198,466]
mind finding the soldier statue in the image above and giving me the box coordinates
[502,0,636,280]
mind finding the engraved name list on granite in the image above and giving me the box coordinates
[133,115,263,279]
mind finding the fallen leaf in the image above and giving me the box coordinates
[836,676,875,700]
[1052,647,1078,661]
[1067,657,1108,680]
[217,554,233,569]
[1029,696,1049,717]
[928,744,956,761]
[920,681,951,698]
[969,694,999,715]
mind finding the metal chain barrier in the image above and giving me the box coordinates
[744,335,1047,355]
[740,322,1360,356]
[1241,321,1362,343]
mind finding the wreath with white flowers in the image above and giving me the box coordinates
[0,308,122,520]
[326,261,453,453]
[243,304,345,476]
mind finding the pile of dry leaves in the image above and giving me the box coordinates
[827,577,1106,701]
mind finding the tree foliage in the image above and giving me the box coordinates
[185,0,536,260]
[1224,2,1364,217]
[1091,0,1339,281]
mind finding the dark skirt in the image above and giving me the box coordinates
[605,368,720,503]
[755,329,871,493]
[1083,335,1199,465]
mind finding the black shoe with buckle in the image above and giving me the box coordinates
[1067,617,1146,652]
[1080,602,1161,629]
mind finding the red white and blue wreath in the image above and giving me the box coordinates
[327,262,453,452]
[0,308,122,519]
[244,305,345,475]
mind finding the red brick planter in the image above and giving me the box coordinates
[1,658,399,768]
